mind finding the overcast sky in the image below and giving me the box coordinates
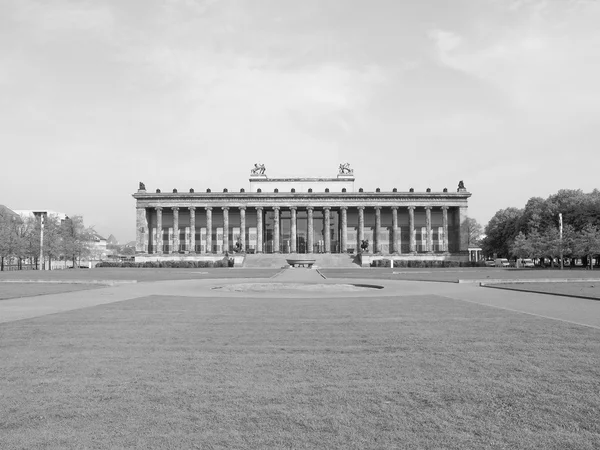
[1,0,599,242]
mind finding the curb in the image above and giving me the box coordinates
[459,278,600,284]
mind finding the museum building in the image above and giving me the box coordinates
[132,165,471,259]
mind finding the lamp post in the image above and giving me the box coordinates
[39,214,44,270]
[559,213,563,271]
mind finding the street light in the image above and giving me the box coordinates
[559,213,563,271]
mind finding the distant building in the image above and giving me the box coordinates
[0,205,21,222]
[13,209,68,223]
[132,165,472,260]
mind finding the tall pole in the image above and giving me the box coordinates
[559,213,563,270]
[39,214,44,270]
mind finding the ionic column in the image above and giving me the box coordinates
[273,207,280,253]
[408,206,415,253]
[290,207,297,253]
[135,207,148,253]
[222,207,229,253]
[189,207,196,253]
[156,207,163,254]
[442,206,449,252]
[307,207,314,253]
[374,206,381,253]
[425,206,432,252]
[357,206,364,249]
[324,207,331,253]
[391,206,399,254]
[340,207,348,253]
[172,207,179,253]
[205,207,212,254]
[255,207,263,253]
[239,207,246,252]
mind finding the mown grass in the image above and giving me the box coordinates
[321,267,600,283]
[0,283,103,300]
[1,294,599,449]
[489,282,600,300]
[0,267,280,283]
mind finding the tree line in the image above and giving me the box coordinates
[482,189,600,267]
[0,212,96,271]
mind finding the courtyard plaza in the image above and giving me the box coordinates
[0,268,599,448]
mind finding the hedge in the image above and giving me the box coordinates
[96,259,234,268]
[370,259,487,268]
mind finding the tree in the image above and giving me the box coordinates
[461,217,484,247]
[572,224,600,270]
[482,207,523,257]
[60,216,94,268]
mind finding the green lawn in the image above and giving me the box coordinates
[0,267,280,283]
[488,282,600,300]
[0,283,103,300]
[1,293,599,449]
[321,267,600,283]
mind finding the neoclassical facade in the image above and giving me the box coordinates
[132,166,471,258]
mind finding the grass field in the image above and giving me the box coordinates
[0,283,103,300]
[1,292,599,449]
[488,281,600,300]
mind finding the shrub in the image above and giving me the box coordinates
[95,259,233,268]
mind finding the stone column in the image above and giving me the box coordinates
[156,207,163,254]
[340,207,348,253]
[290,207,297,253]
[239,207,246,252]
[391,207,399,254]
[135,207,148,253]
[189,207,196,253]
[357,206,364,250]
[172,207,179,253]
[256,207,263,253]
[425,206,432,252]
[323,207,331,253]
[374,206,381,253]
[307,207,314,253]
[273,207,280,253]
[222,207,229,253]
[205,207,212,254]
[442,206,449,252]
[408,206,415,253]
[458,206,469,252]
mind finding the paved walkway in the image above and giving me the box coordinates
[1,277,599,330]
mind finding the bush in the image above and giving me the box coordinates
[95,259,234,268]
[366,259,485,269]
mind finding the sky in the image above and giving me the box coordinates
[1,0,599,243]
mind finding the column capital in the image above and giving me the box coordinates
[172,207,179,211]
[289,206,297,211]
[424,206,432,210]
[254,206,261,211]
[323,206,331,211]
[339,206,348,211]
[239,206,246,211]
[391,206,398,211]
[222,206,229,211]
[407,206,415,211]
[205,206,212,211]
[306,206,314,211]
[273,206,280,212]
[155,206,163,211]
[189,206,196,211]
[374,206,381,211]
[357,206,365,210]
[441,206,449,210]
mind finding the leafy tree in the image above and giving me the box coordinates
[461,217,484,247]
[60,216,94,268]
[482,207,522,257]
[571,224,600,270]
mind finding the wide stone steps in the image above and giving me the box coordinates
[242,253,359,268]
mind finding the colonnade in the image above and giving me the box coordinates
[141,205,452,255]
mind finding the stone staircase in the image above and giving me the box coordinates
[242,253,359,268]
